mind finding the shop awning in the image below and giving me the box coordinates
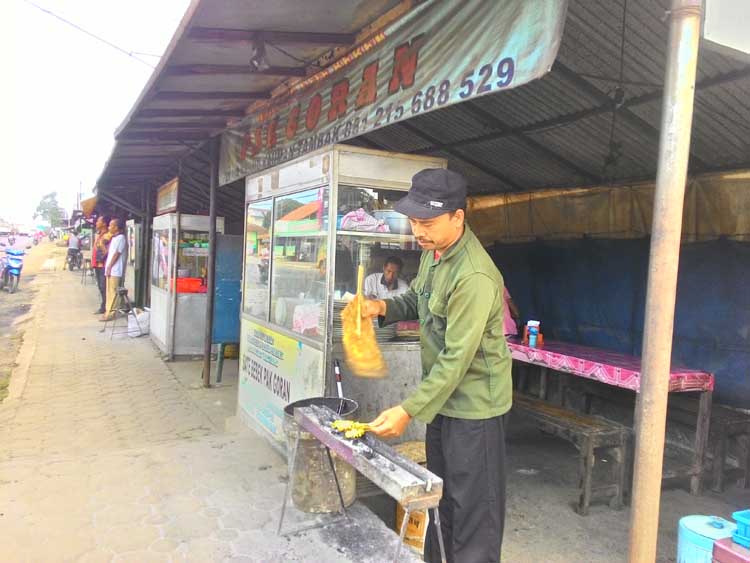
[94,0,404,196]
[95,0,750,204]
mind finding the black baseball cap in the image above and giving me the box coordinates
[394,168,467,219]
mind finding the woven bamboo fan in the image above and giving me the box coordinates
[341,265,388,378]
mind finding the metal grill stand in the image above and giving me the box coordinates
[278,404,447,563]
[277,432,350,537]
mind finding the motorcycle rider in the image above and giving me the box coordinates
[67,229,81,268]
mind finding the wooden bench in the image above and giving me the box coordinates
[512,392,629,516]
[664,396,750,492]
[580,382,750,492]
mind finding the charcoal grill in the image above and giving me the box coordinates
[278,404,446,562]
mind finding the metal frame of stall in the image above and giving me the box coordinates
[237,144,446,451]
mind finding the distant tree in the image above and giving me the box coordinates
[34,192,63,227]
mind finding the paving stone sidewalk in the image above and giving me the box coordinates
[0,264,413,562]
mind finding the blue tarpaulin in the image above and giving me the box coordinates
[490,238,750,406]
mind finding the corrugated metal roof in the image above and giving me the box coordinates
[96,0,750,209]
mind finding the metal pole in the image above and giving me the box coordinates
[628,1,701,561]
[202,137,219,388]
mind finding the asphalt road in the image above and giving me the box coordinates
[0,241,60,400]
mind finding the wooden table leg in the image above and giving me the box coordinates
[558,373,571,407]
[577,437,595,516]
[741,435,750,489]
[691,390,713,495]
[518,365,528,394]
[539,367,548,401]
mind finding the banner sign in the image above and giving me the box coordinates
[219,0,568,185]
[156,177,179,215]
[237,320,324,442]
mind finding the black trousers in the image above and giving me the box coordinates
[424,414,506,563]
[94,267,106,311]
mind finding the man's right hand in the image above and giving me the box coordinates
[360,298,386,318]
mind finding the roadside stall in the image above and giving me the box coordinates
[238,145,445,447]
[149,177,226,358]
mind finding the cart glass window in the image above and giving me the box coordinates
[333,185,416,297]
[270,187,329,337]
[151,228,171,289]
[174,231,209,293]
[334,234,420,298]
[244,199,272,318]
[336,186,410,235]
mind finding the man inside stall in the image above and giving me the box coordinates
[363,256,409,300]
[360,168,512,563]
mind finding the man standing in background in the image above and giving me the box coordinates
[92,216,110,315]
[102,218,126,322]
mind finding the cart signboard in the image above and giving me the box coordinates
[156,177,179,215]
[238,319,324,442]
[220,0,568,184]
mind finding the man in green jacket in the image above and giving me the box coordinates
[362,168,512,563]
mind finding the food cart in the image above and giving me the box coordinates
[150,212,225,357]
[238,145,446,448]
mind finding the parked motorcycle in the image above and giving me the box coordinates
[66,248,82,270]
[0,246,25,294]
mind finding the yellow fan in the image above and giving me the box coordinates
[341,265,387,378]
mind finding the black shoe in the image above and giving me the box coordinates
[94,309,105,314]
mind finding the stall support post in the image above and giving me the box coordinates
[202,137,219,388]
[142,185,153,308]
[628,1,701,562]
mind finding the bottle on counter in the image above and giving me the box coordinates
[529,325,539,348]
[525,320,541,347]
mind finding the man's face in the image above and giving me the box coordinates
[108,220,119,235]
[408,210,465,251]
[96,218,105,231]
[383,262,400,285]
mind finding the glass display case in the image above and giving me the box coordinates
[149,213,225,357]
[238,145,447,446]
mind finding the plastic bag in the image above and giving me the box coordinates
[340,208,390,233]
[127,308,150,337]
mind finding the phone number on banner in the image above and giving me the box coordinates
[369,57,515,131]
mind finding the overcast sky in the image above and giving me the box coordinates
[2,0,190,227]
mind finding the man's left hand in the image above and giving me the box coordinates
[105,268,111,277]
[369,405,411,439]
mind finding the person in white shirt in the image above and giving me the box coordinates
[102,218,127,321]
[364,256,409,300]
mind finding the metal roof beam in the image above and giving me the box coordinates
[412,64,750,162]
[166,64,307,77]
[118,131,210,141]
[462,101,601,183]
[137,109,244,118]
[552,62,709,170]
[187,27,356,46]
[397,121,522,191]
[107,166,173,175]
[129,120,228,129]
[152,91,271,101]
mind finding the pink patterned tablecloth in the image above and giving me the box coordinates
[507,337,714,393]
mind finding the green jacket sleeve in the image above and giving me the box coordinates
[402,273,498,423]
[381,287,419,325]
